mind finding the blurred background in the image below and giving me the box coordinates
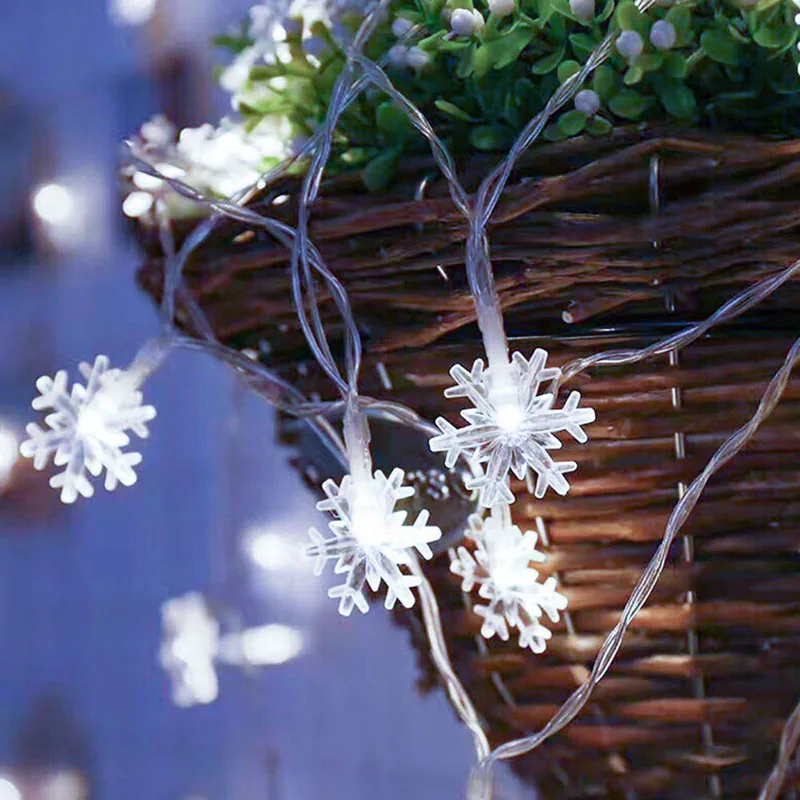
[0,1,518,797]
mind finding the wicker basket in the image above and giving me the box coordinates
[138,126,800,798]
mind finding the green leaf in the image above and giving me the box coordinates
[376,101,408,134]
[363,149,400,192]
[549,0,579,21]
[456,45,475,77]
[558,109,588,136]
[557,59,581,83]
[657,79,697,119]
[615,1,645,33]
[213,34,253,54]
[532,42,567,74]
[434,98,476,121]
[623,64,645,85]
[340,148,371,167]
[469,125,506,150]
[496,28,536,68]
[250,64,286,81]
[585,115,613,136]
[473,44,498,78]
[418,30,448,50]
[753,25,793,49]
[536,0,555,22]
[472,25,535,77]
[543,122,568,141]
[597,0,615,22]
[662,51,687,79]
[665,6,691,33]
[700,29,741,66]
[569,32,598,60]
[609,88,649,119]
[592,64,616,100]
[638,53,663,72]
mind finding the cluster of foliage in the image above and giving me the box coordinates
[218,0,800,188]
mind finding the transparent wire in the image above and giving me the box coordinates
[466,335,800,800]
[411,555,492,762]
[759,691,800,800]
[555,255,800,391]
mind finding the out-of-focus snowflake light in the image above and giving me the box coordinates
[429,349,595,508]
[306,467,442,615]
[20,355,156,503]
[450,504,567,653]
[159,593,220,708]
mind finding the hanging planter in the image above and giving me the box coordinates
[134,120,800,797]
[13,0,792,795]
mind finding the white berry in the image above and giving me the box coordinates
[570,0,595,19]
[616,30,644,62]
[575,89,601,116]
[406,46,431,69]
[649,19,677,50]
[388,43,409,67]
[392,17,415,38]
[450,7,485,36]
[488,0,516,17]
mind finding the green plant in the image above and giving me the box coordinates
[217,0,800,189]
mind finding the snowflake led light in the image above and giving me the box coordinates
[450,504,567,653]
[429,349,595,508]
[306,467,442,616]
[20,355,156,504]
[159,593,220,708]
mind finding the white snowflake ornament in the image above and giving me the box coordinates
[20,355,156,503]
[429,349,595,508]
[159,593,220,708]
[306,467,442,616]
[450,504,567,653]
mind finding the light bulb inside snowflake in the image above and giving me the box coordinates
[306,467,442,616]
[350,492,387,548]
[450,504,567,653]
[429,348,595,508]
[493,396,524,432]
[20,355,156,503]
[75,406,107,441]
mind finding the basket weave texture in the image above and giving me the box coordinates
[138,127,800,799]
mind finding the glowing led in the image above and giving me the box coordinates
[248,531,300,572]
[109,0,157,26]
[450,504,567,653]
[0,778,20,800]
[237,624,304,665]
[41,771,87,800]
[159,593,220,707]
[32,183,74,226]
[430,349,595,507]
[0,426,18,490]
[307,467,442,615]
[20,355,156,503]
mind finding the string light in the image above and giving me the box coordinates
[109,0,157,26]
[0,778,20,800]
[32,183,74,227]
[0,425,19,491]
[234,624,304,666]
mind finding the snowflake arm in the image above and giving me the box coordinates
[19,355,156,503]
[306,467,441,616]
[430,349,595,508]
[450,505,568,653]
